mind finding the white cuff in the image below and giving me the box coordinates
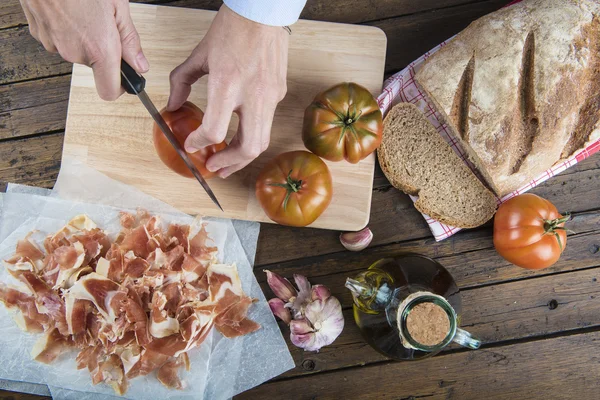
[223,0,307,26]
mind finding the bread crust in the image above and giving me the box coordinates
[416,0,600,197]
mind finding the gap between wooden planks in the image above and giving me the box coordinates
[0,0,510,30]
[238,329,600,399]
[261,216,600,379]
[0,131,599,263]
[0,0,512,86]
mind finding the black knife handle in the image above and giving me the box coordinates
[120,59,146,94]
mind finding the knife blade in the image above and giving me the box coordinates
[120,60,223,211]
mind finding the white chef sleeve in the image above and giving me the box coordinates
[223,0,308,26]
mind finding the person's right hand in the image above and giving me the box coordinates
[20,0,149,100]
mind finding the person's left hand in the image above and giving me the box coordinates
[167,5,289,178]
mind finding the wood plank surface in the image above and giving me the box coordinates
[0,27,71,84]
[0,0,510,30]
[273,265,600,378]
[0,0,26,29]
[255,157,600,265]
[0,76,70,140]
[0,133,63,188]
[1,1,600,399]
[1,131,599,266]
[239,330,600,399]
[369,0,511,73]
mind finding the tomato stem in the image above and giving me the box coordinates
[543,213,571,252]
[268,170,302,211]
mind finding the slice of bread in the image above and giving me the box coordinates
[378,103,497,228]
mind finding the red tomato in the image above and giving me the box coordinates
[153,101,226,179]
[493,194,570,270]
[302,82,383,164]
[255,151,333,227]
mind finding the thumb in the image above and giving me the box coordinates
[115,3,148,73]
[167,42,208,111]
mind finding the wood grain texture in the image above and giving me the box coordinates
[272,264,600,378]
[368,0,511,73]
[255,157,600,265]
[0,0,26,29]
[0,76,70,140]
[258,211,600,291]
[0,27,71,84]
[239,330,600,399]
[0,0,510,30]
[0,133,63,188]
[0,390,46,400]
[63,3,387,230]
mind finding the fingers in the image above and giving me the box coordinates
[89,32,123,101]
[115,1,148,73]
[167,43,209,111]
[206,103,275,178]
[183,71,236,152]
[22,4,57,52]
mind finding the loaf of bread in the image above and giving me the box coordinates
[378,103,497,228]
[415,0,600,197]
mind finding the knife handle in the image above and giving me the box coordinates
[120,59,146,95]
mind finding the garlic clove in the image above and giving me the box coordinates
[340,227,373,252]
[264,270,297,302]
[268,298,292,324]
[311,284,331,301]
[290,318,318,350]
[293,274,311,295]
[290,274,312,317]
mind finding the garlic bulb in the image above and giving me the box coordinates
[265,271,344,352]
[290,296,344,352]
[340,227,373,251]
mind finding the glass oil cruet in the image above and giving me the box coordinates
[345,254,480,360]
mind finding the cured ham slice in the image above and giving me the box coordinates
[157,353,190,390]
[31,328,66,364]
[189,225,218,260]
[149,290,180,339]
[18,271,69,335]
[5,233,45,271]
[0,284,49,332]
[166,224,190,252]
[95,354,128,395]
[128,348,169,379]
[65,297,91,335]
[0,211,260,395]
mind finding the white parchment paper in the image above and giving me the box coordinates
[0,159,294,400]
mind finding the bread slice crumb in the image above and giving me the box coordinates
[378,103,497,228]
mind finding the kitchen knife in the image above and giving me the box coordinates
[120,60,223,211]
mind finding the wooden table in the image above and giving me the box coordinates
[1,0,599,399]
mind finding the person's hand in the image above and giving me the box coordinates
[168,5,289,178]
[20,0,149,100]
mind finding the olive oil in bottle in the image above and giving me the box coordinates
[345,254,462,360]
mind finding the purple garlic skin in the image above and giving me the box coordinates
[290,296,344,352]
[268,298,292,324]
[265,269,297,302]
[265,270,344,352]
[340,227,373,252]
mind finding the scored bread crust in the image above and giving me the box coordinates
[378,103,497,229]
[415,0,600,197]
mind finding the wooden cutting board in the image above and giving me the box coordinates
[63,3,387,231]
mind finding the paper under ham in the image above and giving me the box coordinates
[0,210,260,395]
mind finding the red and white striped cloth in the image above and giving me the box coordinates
[375,1,600,241]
